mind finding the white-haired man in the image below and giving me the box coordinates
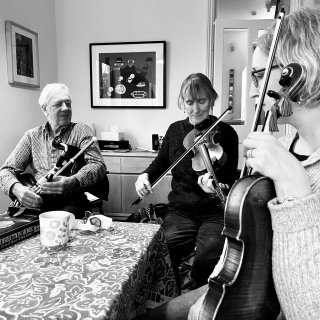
[0,83,107,218]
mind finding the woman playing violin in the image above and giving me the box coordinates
[198,8,320,320]
[135,73,239,291]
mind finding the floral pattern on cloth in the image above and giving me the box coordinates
[0,221,178,320]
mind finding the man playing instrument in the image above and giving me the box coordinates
[0,83,106,218]
[135,73,238,292]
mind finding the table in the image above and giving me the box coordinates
[0,221,178,320]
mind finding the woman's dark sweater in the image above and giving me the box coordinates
[144,116,239,215]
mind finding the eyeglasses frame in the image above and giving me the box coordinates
[251,65,279,88]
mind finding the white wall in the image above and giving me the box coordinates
[0,0,276,213]
[55,0,209,149]
[0,0,58,212]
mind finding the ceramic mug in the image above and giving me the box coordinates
[39,211,75,247]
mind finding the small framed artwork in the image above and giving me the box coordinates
[89,41,166,108]
[5,21,40,88]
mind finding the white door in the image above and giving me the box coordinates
[212,19,285,168]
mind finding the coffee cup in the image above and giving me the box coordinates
[39,211,75,247]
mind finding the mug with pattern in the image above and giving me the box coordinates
[39,211,74,247]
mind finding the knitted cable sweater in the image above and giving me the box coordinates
[268,134,320,320]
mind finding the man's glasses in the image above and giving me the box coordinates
[250,65,279,88]
[52,100,72,109]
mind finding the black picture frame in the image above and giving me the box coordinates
[89,41,166,108]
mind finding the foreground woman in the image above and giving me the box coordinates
[134,7,320,320]
[198,7,320,320]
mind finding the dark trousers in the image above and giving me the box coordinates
[41,191,91,219]
[162,205,225,289]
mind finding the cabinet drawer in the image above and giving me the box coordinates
[121,157,154,173]
[102,174,121,213]
[104,157,121,173]
[122,174,172,214]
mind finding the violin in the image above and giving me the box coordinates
[183,123,227,206]
[197,9,287,320]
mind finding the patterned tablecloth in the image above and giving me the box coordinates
[0,221,178,320]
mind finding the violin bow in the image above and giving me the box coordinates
[130,107,232,207]
[241,8,285,178]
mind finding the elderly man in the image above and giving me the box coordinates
[0,83,107,218]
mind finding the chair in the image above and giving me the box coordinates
[84,172,109,215]
[85,192,104,214]
[179,249,196,292]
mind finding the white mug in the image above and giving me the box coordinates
[39,211,75,247]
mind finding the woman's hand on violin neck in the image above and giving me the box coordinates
[198,173,229,194]
[243,132,312,199]
[198,173,215,193]
[135,173,152,198]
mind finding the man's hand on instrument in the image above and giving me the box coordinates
[11,183,43,209]
[135,173,152,198]
[40,176,79,195]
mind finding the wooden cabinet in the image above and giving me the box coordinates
[102,151,172,218]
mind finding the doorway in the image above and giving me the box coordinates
[212,19,285,168]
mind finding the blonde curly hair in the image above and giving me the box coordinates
[258,8,320,105]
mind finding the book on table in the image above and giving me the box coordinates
[0,209,40,250]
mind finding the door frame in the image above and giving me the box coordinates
[209,19,289,168]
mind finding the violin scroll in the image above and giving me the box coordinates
[267,63,306,103]
[266,63,306,132]
[279,62,306,102]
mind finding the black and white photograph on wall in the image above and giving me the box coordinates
[5,20,40,88]
[16,33,34,78]
[90,41,166,108]
[100,52,156,99]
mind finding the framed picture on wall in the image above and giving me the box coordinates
[89,41,166,108]
[5,21,40,88]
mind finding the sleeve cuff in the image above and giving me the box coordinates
[7,179,21,196]
[268,191,320,232]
